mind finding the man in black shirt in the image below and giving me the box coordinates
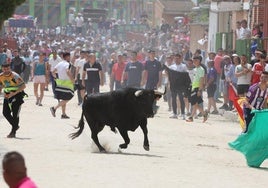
[143,49,162,90]
[10,49,25,76]
[82,52,104,95]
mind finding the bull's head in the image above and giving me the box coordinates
[135,87,166,99]
[134,87,166,117]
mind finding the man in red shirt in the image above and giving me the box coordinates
[213,48,224,102]
[111,53,126,90]
[2,151,37,188]
[251,53,266,85]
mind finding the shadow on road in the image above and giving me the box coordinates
[92,151,164,158]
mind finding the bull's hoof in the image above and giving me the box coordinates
[119,144,128,149]
[143,145,150,151]
[99,148,106,153]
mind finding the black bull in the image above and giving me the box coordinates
[69,88,165,152]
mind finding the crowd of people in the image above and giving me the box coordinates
[1,15,268,168]
[1,16,268,129]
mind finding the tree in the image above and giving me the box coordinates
[0,0,26,29]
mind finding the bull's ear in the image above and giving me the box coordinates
[135,90,143,97]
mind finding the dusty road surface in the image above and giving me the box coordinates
[0,83,267,188]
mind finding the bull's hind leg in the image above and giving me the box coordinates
[118,130,130,149]
[91,123,106,152]
[91,132,106,152]
[140,118,149,151]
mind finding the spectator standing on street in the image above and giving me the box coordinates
[235,54,252,97]
[0,62,27,138]
[206,60,218,114]
[169,52,188,120]
[50,52,75,119]
[3,43,12,62]
[48,50,62,97]
[219,55,233,111]
[21,50,32,84]
[251,53,266,85]
[82,52,104,95]
[2,151,37,188]
[143,49,162,90]
[74,50,87,105]
[10,49,26,76]
[121,51,144,88]
[214,48,224,103]
[111,53,126,90]
[0,47,8,70]
[162,53,174,111]
[186,55,208,123]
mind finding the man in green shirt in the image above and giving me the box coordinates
[186,55,208,122]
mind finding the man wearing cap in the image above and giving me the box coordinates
[186,55,208,122]
[250,48,263,67]
[0,62,27,138]
[143,49,162,90]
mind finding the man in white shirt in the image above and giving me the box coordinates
[74,50,87,105]
[75,13,84,34]
[240,19,251,39]
[169,52,188,119]
[50,52,74,119]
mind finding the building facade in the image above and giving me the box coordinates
[15,0,150,28]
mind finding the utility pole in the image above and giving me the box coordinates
[29,0,34,17]
[248,0,255,29]
[61,0,66,26]
[93,0,98,9]
[42,0,48,28]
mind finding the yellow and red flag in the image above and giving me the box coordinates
[228,83,246,130]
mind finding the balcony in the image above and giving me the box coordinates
[160,0,194,14]
[210,1,243,12]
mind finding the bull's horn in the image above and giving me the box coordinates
[135,90,143,97]
[154,87,166,95]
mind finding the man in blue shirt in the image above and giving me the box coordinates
[122,51,144,88]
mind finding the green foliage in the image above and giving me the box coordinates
[0,0,26,28]
[188,9,209,24]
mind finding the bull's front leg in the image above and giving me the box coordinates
[118,130,130,149]
[140,118,149,151]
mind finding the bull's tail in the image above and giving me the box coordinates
[69,112,85,139]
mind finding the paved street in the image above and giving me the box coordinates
[0,82,267,188]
